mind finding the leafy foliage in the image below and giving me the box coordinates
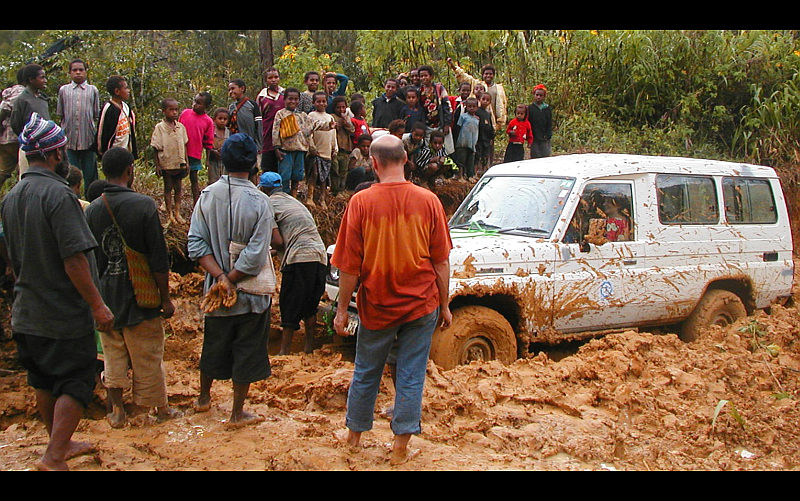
[0,29,798,169]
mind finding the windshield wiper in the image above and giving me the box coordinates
[450,221,502,230]
[497,226,550,235]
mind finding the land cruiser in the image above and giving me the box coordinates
[325,154,794,370]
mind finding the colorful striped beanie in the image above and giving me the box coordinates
[19,112,68,154]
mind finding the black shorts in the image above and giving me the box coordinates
[13,331,97,408]
[163,169,188,180]
[260,150,278,173]
[200,311,271,384]
[279,261,326,330]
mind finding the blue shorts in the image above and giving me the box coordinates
[189,157,203,172]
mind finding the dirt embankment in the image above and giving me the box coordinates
[0,177,798,471]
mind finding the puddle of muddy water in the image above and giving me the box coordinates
[529,340,589,362]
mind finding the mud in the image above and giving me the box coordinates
[1,178,799,471]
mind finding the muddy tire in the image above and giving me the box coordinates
[680,289,747,342]
[429,305,517,370]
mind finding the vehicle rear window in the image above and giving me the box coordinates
[722,177,778,224]
[656,174,719,225]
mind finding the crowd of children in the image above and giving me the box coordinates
[142,63,552,220]
[0,59,552,224]
[0,59,553,223]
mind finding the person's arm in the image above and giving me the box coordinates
[272,112,284,160]
[9,97,28,137]
[151,127,163,176]
[335,74,349,96]
[271,226,284,251]
[63,252,114,332]
[445,58,479,87]
[333,270,359,337]
[153,271,174,318]
[433,259,452,329]
[495,84,507,130]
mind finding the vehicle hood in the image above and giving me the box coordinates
[449,230,557,279]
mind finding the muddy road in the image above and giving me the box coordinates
[1,180,799,471]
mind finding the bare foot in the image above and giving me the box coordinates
[65,440,95,460]
[333,428,361,450]
[389,446,420,466]
[224,411,265,430]
[35,457,68,471]
[155,407,183,423]
[106,409,126,429]
[193,396,211,413]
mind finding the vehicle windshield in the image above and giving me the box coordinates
[450,176,575,238]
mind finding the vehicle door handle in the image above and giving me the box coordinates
[622,259,637,266]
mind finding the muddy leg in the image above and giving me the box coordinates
[106,387,126,428]
[303,315,316,354]
[279,327,295,356]
[228,382,263,427]
[37,393,84,471]
[194,372,213,412]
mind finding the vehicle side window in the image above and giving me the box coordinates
[722,177,777,224]
[564,183,634,244]
[656,174,719,224]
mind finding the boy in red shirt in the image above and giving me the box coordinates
[179,92,215,204]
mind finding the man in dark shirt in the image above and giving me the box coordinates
[371,79,405,129]
[1,113,114,470]
[85,147,179,428]
[10,64,51,177]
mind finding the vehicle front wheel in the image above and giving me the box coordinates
[680,289,747,342]
[429,305,517,370]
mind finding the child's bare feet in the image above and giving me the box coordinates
[224,410,264,430]
[193,395,211,413]
[106,407,126,429]
[155,406,183,423]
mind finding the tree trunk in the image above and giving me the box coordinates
[259,30,274,86]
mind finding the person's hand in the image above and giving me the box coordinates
[333,310,352,337]
[443,126,450,135]
[93,303,115,333]
[161,298,175,319]
[155,164,163,177]
[275,149,285,161]
[438,305,452,329]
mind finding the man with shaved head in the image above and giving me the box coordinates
[331,134,453,465]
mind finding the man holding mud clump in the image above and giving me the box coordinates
[331,134,452,465]
[188,133,276,429]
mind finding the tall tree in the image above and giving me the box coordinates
[259,30,274,85]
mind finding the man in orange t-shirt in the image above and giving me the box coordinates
[332,134,452,465]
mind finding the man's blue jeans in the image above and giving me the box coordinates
[346,308,438,436]
[67,149,97,197]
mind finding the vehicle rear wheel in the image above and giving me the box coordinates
[680,289,747,342]
[429,305,517,370]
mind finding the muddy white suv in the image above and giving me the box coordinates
[325,153,795,369]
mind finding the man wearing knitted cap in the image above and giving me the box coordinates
[188,132,276,428]
[527,84,553,159]
[1,113,114,470]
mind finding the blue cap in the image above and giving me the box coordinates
[221,133,258,172]
[258,171,282,188]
